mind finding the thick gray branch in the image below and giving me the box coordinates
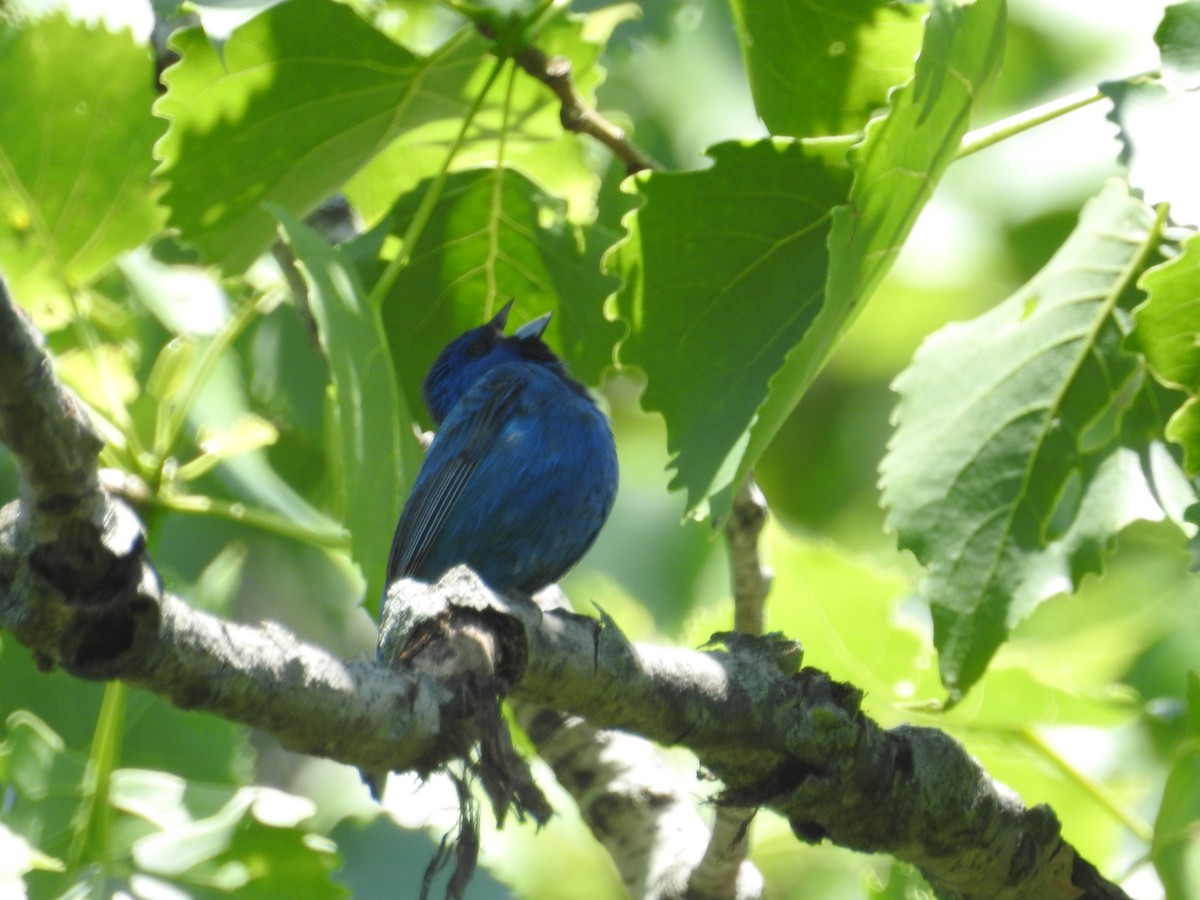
[515,705,762,900]
[0,276,1129,900]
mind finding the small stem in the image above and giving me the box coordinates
[68,681,127,871]
[152,492,349,550]
[367,57,508,309]
[958,85,1108,159]
[482,61,519,311]
[725,473,772,635]
[957,71,1159,159]
[154,292,269,466]
[1017,728,1152,844]
[689,473,774,897]
[512,44,656,174]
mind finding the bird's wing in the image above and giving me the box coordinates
[384,366,527,586]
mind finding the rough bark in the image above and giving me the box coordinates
[0,279,1130,900]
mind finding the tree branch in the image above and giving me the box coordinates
[515,705,762,900]
[685,472,775,897]
[511,43,656,175]
[725,475,772,636]
[0,277,1131,900]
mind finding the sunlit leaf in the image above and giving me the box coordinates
[0,710,87,873]
[691,525,1137,732]
[0,15,164,314]
[113,772,346,899]
[613,0,1004,518]
[155,0,489,272]
[737,0,1007,515]
[1134,233,1200,391]
[1134,232,1200,472]
[276,209,417,613]
[881,181,1187,697]
[1157,0,1200,89]
[345,5,638,225]
[1168,400,1200,475]
[0,820,61,885]
[1103,3,1200,227]
[146,336,198,402]
[120,247,232,337]
[176,413,282,482]
[54,344,140,414]
[729,0,926,137]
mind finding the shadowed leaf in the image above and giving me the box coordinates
[881,181,1191,697]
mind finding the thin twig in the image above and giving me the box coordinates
[725,474,773,635]
[512,44,657,175]
[687,474,775,897]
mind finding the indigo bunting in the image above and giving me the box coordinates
[366,303,616,798]
[385,300,618,599]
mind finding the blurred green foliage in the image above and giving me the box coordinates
[0,0,1199,897]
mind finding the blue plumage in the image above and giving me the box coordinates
[384,302,618,599]
[365,303,616,799]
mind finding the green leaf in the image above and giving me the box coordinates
[113,772,347,899]
[0,821,61,885]
[1154,676,1200,899]
[611,139,851,512]
[0,15,164,311]
[120,246,233,337]
[738,0,1007,517]
[1157,0,1200,89]
[729,0,926,137]
[826,0,1005,309]
[184,348,347,541]
[345,6,638,225]
[0,710,89,873]
[881,181,1180,698]
[155,0,488,272]
[352,165,621,415]
[54,343,140,412]
[690,523,926,714]
[176,413,281,482]
[1188,671,1200,740]
[275,209,417,613]
[613,0,1004,518]
[1,642,249,787]
[0,710,69,800]
[1168,399,1200,474]
[1135,233,1200,392]
[688,525,1137,732]
[147,336,200,402]
[1133,232,1200,472]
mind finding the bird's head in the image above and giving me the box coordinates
[422,301,564,425]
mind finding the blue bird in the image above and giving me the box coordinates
[365,303,616,798]
[385,299,618,600]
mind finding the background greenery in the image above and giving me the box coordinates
[1,0,1198,897]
